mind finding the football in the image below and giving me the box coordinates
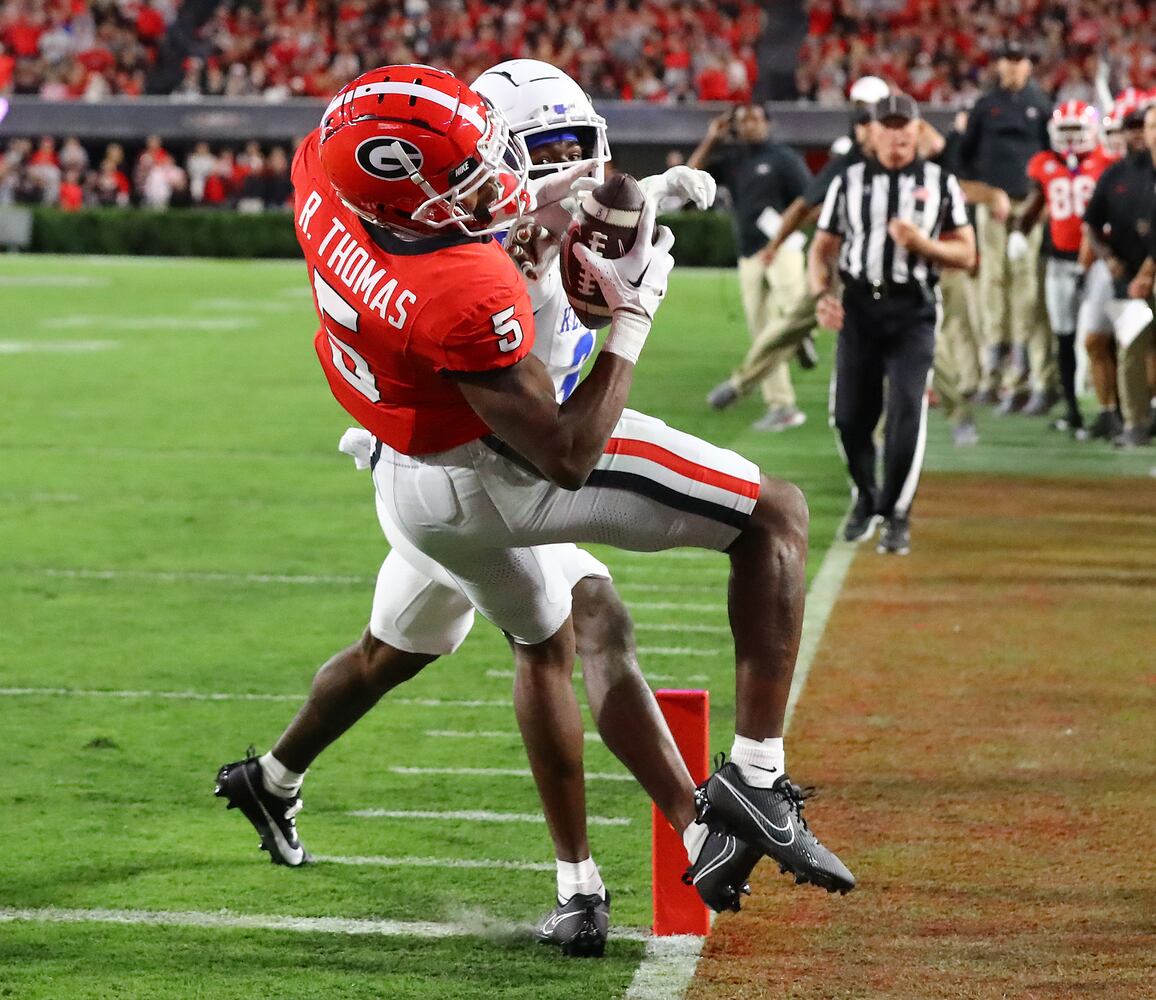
[560,173,650,329]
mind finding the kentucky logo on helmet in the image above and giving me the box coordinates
[355,137,423,181]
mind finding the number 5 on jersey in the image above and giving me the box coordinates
[314,269,380,402]
[492,305,525,353]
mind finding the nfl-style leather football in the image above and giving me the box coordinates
[560,173,648,329]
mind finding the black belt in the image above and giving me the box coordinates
[843,278,931,302]
[481,434,543,477]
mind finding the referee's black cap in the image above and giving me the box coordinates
[872,93,920,125]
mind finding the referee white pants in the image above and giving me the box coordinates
[370,409,761,645]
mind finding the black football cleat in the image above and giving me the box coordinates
[842,494,879,543]
[695,757,855,895]
[215,752,312,867]
[535,891,610,957]
[683,826,761,912]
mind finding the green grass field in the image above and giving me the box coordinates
[0,257,1150,999]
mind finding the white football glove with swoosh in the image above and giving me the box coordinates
[638,166,717,213]
[570,196,676,365]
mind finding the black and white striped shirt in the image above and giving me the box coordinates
[816,157,969,288]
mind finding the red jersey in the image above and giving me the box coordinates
[1026,149,1112,254]
[291,130,534,455]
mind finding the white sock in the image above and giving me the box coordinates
[730,735,785,789]
[682,821,709,865]
[556,856,605,902]
[259,752,305,799]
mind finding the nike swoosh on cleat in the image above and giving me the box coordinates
[627,263,650,289]
[715,773,796,848]
[541,910,585,934]
[241,767,305,866]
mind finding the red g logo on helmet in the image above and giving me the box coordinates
[355,137,425,182]
[319,64,529,237]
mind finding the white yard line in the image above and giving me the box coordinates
[0,687,511,709]
[346,809,630,827]
[623,538,859,1000]
[36,568,369,586]
[630,602,724,613]
[636,647,721,658]
[389,766,632,783]
[314,854,554,872]
[0,905,650,942]
[425,729,604,743]
[0,340,119,354]
[635,623,730,635]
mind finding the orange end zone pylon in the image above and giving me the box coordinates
[652,688,711,936]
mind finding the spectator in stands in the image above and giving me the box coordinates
[58,167,83,211]
[186,141,218,203]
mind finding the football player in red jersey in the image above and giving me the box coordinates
[220,64,855,938]
[1014,101,1112,433]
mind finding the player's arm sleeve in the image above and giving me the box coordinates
[434,279,535,376]
[942,173,970,232]
[815,174,845,235]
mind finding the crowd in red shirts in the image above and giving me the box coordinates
[799,0,1156,106]
[4,0,1154,107]
[0,134,294,210]
[0,0,170,98]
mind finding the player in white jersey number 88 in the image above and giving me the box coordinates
[216,59,759,957]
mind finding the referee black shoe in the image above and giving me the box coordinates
[842,494,879,543]
[695,758,855,895]
[683,826,761,912]
[535,891,610,957]
[215,752,312,867]
[876,515,911,555]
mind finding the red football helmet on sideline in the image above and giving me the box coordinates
[319,64,531,236]
[1047,100,1099,156]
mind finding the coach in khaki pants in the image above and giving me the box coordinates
[960,41,1054,410]
[689,103,814,431]
[734,234,810,426]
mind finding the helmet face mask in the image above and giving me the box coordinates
[320,66,531,237]
[1047,100,1098,157]
[471,59,611,182]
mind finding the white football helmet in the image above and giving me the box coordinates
[1047,100,1099,157]
[471,59,610,180]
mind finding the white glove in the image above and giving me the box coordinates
[638,166,717,212]
[526,163,599,238]
[338,427,374,470]
[1006,229,1029,262]
[570,196,676,365]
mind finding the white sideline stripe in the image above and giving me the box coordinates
[624,539,857,1000]
[314,854,554,872]
[0,906,651,942]
[0,340,118,354]
[347,809,630,827]
[625,936,707,1000]
[426,729,604,744]
[0,687,510,708]
[389,766,632,783]
[784,539,858,730]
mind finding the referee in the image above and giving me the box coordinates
[808,94,977,554]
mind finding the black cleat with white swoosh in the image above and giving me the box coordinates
[695,758,855,894]
[214,753,312,867]
[682,826,761,912]
[534,891,609,958]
